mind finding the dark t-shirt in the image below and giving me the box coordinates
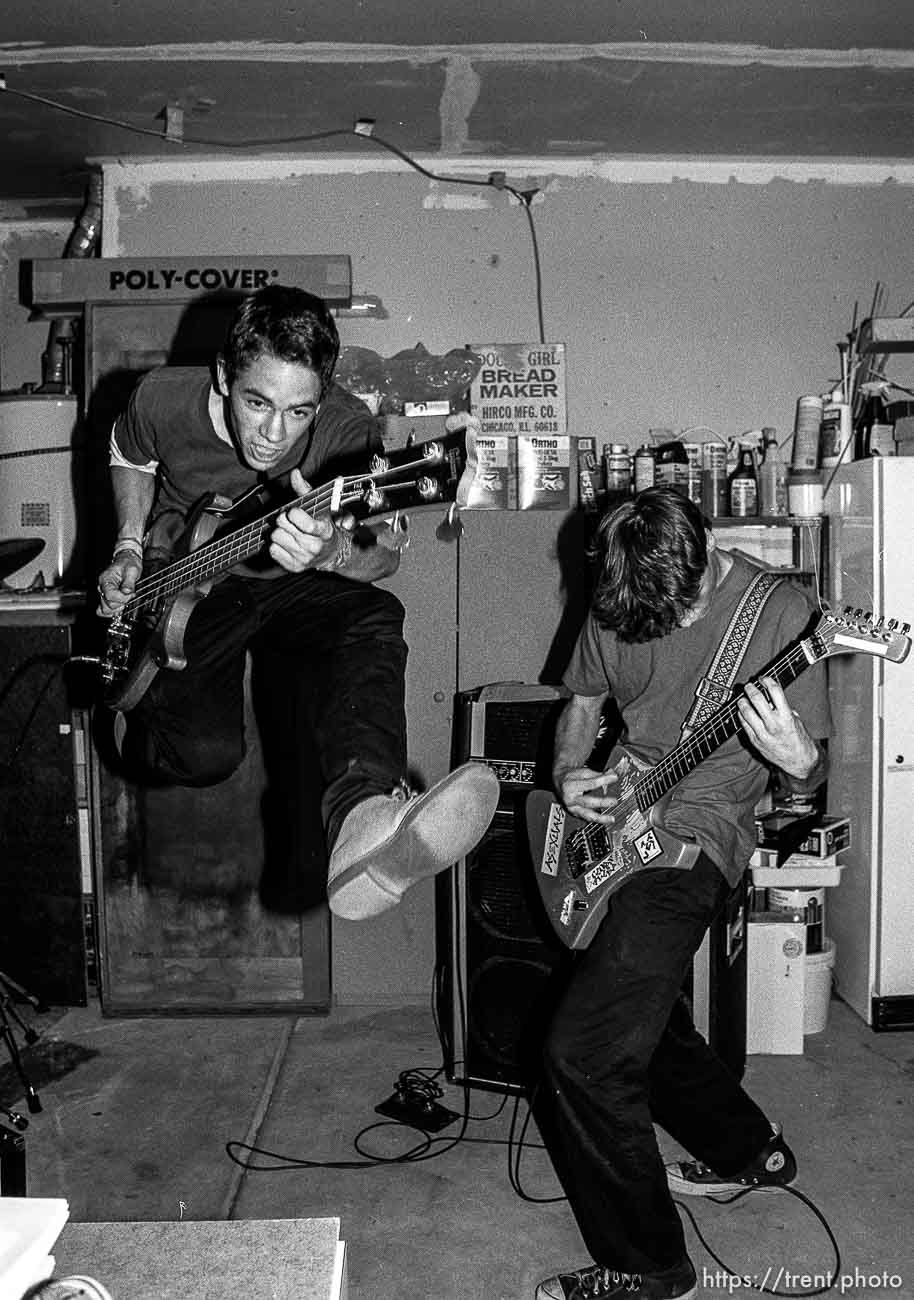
[113,366,381,551]
[563,551,832,884]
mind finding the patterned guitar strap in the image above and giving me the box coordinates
[680,568,783,740]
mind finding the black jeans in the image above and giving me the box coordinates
[121,569,408,851]
[539,852,772,1275]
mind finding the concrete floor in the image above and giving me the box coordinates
[2,993,913,1299]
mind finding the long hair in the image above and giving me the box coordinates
[590,486,710,642]
[220,284,340,393]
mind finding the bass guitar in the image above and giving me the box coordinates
[527,607,910,950]
[100,426,478,711]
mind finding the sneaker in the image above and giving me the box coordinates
[327,761,500,920]
[666,1124,797,1197]
[535,1259,697,1299]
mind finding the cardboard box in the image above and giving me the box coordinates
[755,813,850,859]
[575,436,602,512]
[795,816,851,858]
[382,413,449,452]
[746,916,807,1054]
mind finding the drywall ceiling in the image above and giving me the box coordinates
[2,0,914,214]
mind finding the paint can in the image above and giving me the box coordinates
[769,886,825,953]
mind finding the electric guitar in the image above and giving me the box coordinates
[527,607,911,951]
[100,427,478,711]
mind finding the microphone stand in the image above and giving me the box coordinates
[0,969,43,1115]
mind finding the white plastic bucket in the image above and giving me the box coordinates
[804,937,836,1034]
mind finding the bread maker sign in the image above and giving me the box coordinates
[470,343,567,436]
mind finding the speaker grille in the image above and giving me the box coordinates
[467,809,543,942]
[467,955,559,1073]
[440,686,571,1091]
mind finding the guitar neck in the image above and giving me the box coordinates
[635,638,814,810]
[128,480,337,610]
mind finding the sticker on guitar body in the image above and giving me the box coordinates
[579,828,665,895]
[539,802,566,877]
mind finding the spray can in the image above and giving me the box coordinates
[701,441,728,517]
[792,395,824,470]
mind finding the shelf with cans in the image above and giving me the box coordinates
[576,432,826,585]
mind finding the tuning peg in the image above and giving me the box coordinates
[903,623,911,635]
[874,616,885,630]
[888,618,898,630]
[853,607,864,619]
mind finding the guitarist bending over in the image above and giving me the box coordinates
[96,284,498,920]
[534,486,830,1300]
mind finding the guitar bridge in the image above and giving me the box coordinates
[565,824,613,879]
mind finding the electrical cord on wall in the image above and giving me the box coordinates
[0,81,549,343]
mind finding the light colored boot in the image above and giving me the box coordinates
[327,761,500,920]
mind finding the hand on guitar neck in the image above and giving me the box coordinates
[98,423,480,712]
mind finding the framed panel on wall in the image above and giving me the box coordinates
[83,300,332,1015]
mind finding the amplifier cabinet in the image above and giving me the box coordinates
[0,612,88,1006]
[689,876,748,1079]
[437,684,572,1093]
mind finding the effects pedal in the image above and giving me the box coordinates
[375,1090,460,1133]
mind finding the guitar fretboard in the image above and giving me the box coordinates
[634,637,817,811]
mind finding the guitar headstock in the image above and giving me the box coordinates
[339,426,479,521]
[812,606,912,664]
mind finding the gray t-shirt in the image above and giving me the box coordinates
[563,550,832,884]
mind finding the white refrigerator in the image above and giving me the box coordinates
[825,458,914,1028]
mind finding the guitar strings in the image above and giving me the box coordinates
[120,439,456,614]
[122,479,339,609]
[571,636,817,864]
[637,641,814,808]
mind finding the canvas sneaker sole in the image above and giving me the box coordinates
[328,761,500,919]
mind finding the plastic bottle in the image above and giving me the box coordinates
[728,444,759,517]
[819,390,852,469]
[758,428,788,516]
[633,444,656,493]
[654,439,689,493]
[855,391,895,459]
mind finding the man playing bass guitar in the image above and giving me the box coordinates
[96,283,498,921]
[534,486,830,1300]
